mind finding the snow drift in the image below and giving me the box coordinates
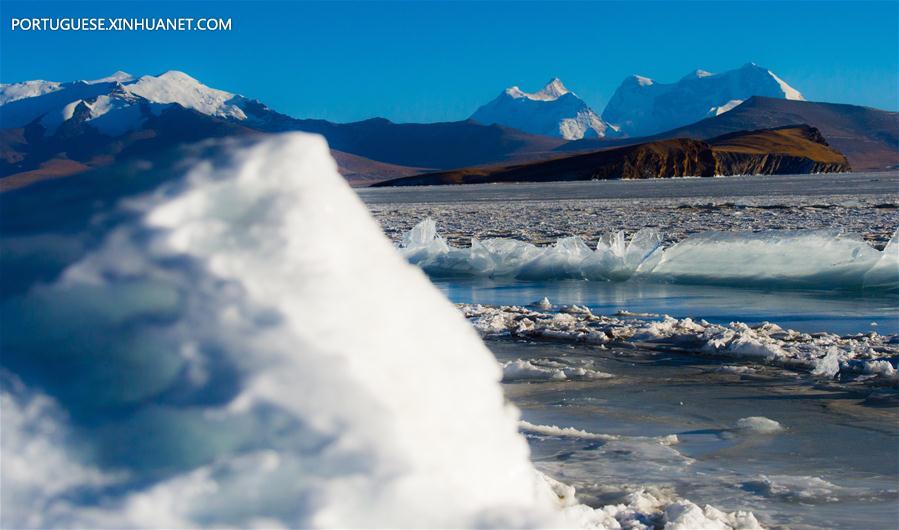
[400,219,898,290]
[0,133,760,529]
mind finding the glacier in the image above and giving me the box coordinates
[400,218,899,290]
[0,133,762,529]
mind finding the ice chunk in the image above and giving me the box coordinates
[399,221,898,290]
[735,416,784,433]
[400,219,663,281]
[651,229,885,288]
[863,227,899,290]
[0,134,557,528]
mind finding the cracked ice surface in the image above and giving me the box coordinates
[368,194,899,249]
[462,303,899,386]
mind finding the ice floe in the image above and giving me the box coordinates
[461,304,899,385]
[400,219,899,290]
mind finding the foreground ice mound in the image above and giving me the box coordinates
[400,220,898,290]
[0,134,761,529]
[1,134,542,528]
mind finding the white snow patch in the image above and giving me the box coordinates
[712,99,744,116]
[767,70,805,101]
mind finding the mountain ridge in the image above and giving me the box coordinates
[373,125,851,187]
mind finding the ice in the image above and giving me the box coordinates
[650,229,886,288]
[735,417,784,434]
[519,420,618,441]
[863,227,899,289]
[401,219,664,281]
[461,304,899,384]
[399,219,898,290]
[0,133,759,529]
[742,475,843,503]
[502,358,613,381]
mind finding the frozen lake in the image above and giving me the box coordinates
[359,171,899,204]
[364,172,899,529]
[493,339,899,530]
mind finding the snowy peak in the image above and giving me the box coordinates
[0,70,267,138]
[125,70,247,120]
[505,78,571,101]
[629,75,654,87]
[87,71,134,84]
[534,78,570,100]
[473,78,613,140]
[602,63,806,137]
[682,69,714,81]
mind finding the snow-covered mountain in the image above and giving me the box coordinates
[0,70,279,136]
[602,63,805,137]
[470,78,615,140]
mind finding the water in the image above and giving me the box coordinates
[492,339,899,530]
[435,278,899,335]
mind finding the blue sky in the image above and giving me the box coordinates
[1,1,897,123]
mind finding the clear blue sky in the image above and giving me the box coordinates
[1,1,897,123]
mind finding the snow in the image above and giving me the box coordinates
[0,70,251,137]
[603,63,806,137]
[399,219,898,290]
[125,70,247,120]
[86,71,134,84]
[0,80,62,105]
[767,70,804,101]
[0,132,762,529]
[712,98,744,116]
[505,78,570,101]
[531,77,570,101]
[471,78,613,139]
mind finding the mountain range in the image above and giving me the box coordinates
[601,62,805,137]
[1,65,896,190]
